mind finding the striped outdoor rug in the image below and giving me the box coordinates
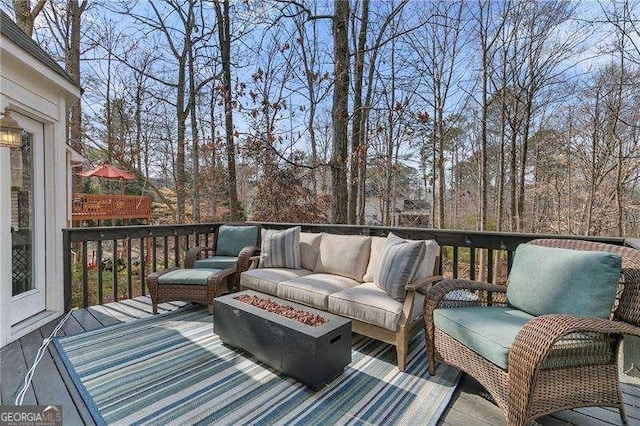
[54,307,460,425]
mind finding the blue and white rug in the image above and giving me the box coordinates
[54,308,460,425]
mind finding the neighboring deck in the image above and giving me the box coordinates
[71,193,151,224]
[1,297,639,426]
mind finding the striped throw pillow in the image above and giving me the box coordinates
[259,226,301,269]
[374,233,426,301]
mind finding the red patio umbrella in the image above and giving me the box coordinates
[77,164,136,181]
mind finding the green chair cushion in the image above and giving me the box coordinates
[434,307,534,369]
[216,225,259,257]
[434,306,613,370]
[157,268,222,286]
[194,256,238,270]
[506,244,621,318]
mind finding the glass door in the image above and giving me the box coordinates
[10,115,45,325]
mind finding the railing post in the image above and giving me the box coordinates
[63,229,72,311]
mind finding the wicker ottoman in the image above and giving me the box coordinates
[146,266,235,314]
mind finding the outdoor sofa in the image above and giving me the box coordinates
[240,226,441,371]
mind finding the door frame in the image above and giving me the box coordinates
[9,114,46,325]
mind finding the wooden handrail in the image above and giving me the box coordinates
[71,193,151,222]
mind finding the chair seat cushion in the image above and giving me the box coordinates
[328,282,425,331]
[434,307,613,370]
[240,268,312,295]
[277,273,360,310]
[194,256,238,270]
[434,307,534,369]
[157,268,222,286]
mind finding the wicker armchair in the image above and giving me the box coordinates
[424,239,640,426]
[185,223,261,289]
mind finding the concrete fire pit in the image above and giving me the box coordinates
[214,290,352,390]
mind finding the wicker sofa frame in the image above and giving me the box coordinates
[424,239,640,426]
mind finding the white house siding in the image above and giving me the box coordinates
[0,31,80,347]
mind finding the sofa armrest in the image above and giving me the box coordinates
[247,255,260,270]
[400,277,443,325]
[405,275,443,291]
[185,246,216,269]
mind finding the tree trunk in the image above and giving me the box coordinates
[330,0,349,224]
[348,0,369,225]
[66,0,86,194]
[12,0,46,36]
[517,92,533,232]
[215,0,239,220]
[188,39,200,223]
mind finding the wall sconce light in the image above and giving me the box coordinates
[0,108,23,149]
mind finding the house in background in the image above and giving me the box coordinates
[0,11,81,347]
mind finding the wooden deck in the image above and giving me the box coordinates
[71,193,151,224]
[1,297,639,426]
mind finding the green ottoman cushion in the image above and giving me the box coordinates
[158,268,222,286]
[434,307,534,369]
[216,225,259,256]
[506,244,621,318]
[194,256,238,270]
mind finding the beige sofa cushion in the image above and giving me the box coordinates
[277,273,360,310]
[300,232,322,271]
[241,268,312,296]
[314,233,371,281]
[362,236,387,282]
[328,282,426,331]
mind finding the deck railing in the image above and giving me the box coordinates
[71,193,151,223]
[62,222,627,311]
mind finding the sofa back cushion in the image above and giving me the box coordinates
[259,226,301,269]
[363,236,387,282]
[506,244,622,318]
[315,233,371,281]
[374,233,426,301]
[300,232,322,270]
[217,225,259,257]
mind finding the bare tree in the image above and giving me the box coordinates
[214,0,240,220]
[330,0,349,223]
[12,0,47,36]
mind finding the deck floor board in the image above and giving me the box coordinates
[0,340,37,405]
[2,297,638,425]
[71,309,104,331]
[19,329,85,425]
[85,306,121,327]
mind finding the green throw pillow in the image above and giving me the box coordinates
[216,225,259,257]
[259,226,301,269]
[506,244,621,318]
[374,233,426,301]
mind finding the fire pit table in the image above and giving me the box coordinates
[214,290,352,390]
